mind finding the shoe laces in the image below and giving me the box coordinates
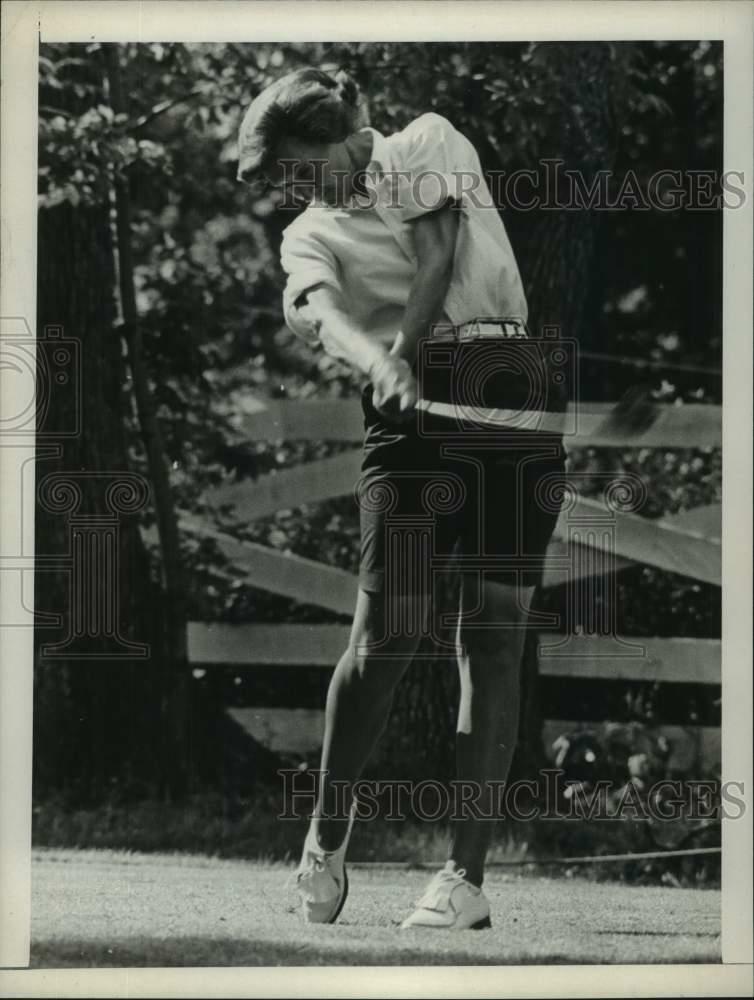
[287,851,326,892]
[292,809,357,890]
[299,856,326,880]
[415,866,469,909]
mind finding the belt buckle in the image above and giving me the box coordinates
[459,317,528,341]
[431,317,528,342]
[473,320,503,339]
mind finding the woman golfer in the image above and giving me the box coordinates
[237,67,565,931]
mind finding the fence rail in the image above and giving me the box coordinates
[188,623,720,685]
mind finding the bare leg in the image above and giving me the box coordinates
[314,586,427,851]
[448,575,534,887]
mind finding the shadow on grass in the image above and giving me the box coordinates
[30,935,721,969]
[29,936,540,968]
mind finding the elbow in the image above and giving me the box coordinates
[284,299,321,343]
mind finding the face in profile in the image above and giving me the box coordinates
[264,136,355,207]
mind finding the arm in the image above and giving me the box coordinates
[281,222,416,420]
[390,201,459,364]
[300,203,458,371]
[297,284,387,377]
[299,285,418,420]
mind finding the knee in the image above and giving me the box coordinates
[351,592,427,662]
[337,638,409,694]
[333,590,426,693]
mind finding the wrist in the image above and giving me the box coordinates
[390,330,423,368]
[366,348,390,380]
[389,330,409,360]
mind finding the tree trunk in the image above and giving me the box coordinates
[34,45,189,803]
[34,197,167,802]
[103,42,191,799]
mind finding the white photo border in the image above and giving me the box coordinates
[1,1,751,995]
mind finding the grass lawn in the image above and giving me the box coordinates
[30,848,721,967]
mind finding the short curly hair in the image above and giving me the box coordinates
[237,67,368,183]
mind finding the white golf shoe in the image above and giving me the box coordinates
[295,810,355,924]
[401,863,492,930]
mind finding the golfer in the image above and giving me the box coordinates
[237,67,565,930]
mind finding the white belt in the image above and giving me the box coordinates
[431,317,529,341]
[416,398,567,434]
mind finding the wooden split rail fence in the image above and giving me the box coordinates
[180,395,722,771]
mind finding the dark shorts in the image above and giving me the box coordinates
[356,381,567,596]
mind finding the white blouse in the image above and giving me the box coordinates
[280,112,528,360]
